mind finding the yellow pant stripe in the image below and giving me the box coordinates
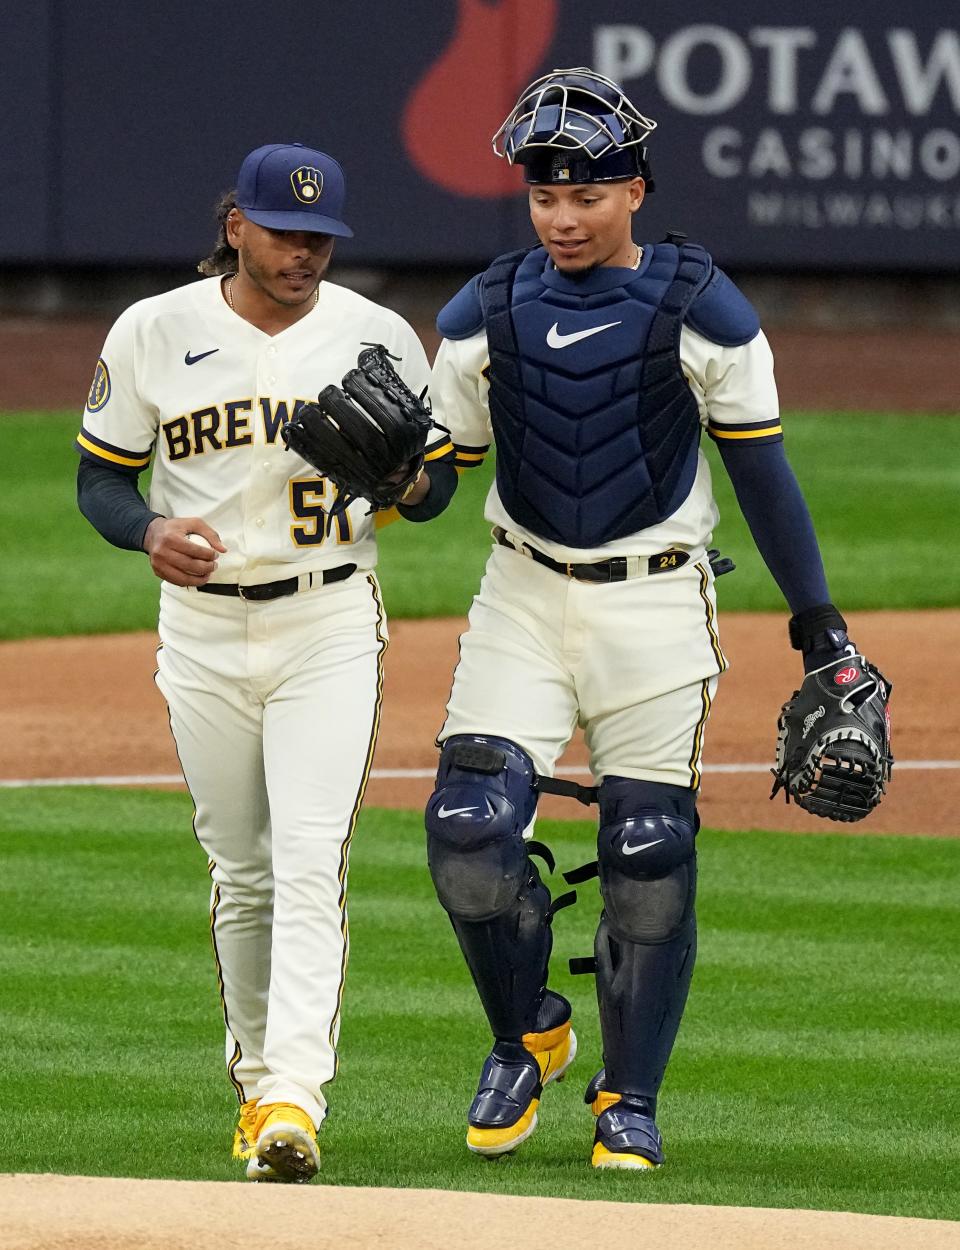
[696,562,727,673]
[687,678,712,790]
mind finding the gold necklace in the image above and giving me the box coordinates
[225,275,319,310]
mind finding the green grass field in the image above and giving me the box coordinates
[0,409,957,639]
[2,786,958,1216]
[4,405,958,1218]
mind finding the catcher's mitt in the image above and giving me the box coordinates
[281,344,432,512]
[771,654,893,822]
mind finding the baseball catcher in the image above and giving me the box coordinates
[282,343,433,512]
[420,62,898,1176]
[771,607,893,822]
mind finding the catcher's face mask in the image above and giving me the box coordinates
[493,67,657,188]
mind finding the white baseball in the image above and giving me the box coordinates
[185,532,213,550]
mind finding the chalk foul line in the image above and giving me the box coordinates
[0,761,957,789]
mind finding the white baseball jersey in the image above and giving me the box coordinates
[433,323,781,787]
[78,275,452,580]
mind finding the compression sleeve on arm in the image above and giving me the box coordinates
[715,437,830,614]
[77,457,162,551]
[396,458,459,523]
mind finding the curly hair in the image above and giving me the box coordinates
[197,190,239,276]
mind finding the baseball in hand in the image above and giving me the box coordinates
[185,533,213,550]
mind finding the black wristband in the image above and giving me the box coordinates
[788,603,847,652]
[396,458,457,523]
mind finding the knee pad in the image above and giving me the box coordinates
[426,735,539,922]
[597,777,698,944]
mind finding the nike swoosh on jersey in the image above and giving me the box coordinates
[437,804,475,818]
[622,837,665,856]
[184,348,220,365]
[546,321,622,349]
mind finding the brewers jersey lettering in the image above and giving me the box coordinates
[79,276,452,581]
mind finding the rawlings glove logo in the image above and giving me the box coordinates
[802,705,826,738]
[771,655,893,823]
[834,666,860,684]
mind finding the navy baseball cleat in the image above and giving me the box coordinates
[466,992,577,1157]
[586,1071,664,1169]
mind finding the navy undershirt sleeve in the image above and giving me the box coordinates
[76,457,162,552]
[396,459,459,522]
[715,438,830,615]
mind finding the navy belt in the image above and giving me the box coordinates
[493,527,690,583]
[197,563,357,601]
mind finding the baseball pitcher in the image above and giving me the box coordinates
[75,142,458,1182]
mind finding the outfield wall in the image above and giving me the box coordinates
[2,1,958,271]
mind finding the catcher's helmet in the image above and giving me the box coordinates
[492,68,657,188]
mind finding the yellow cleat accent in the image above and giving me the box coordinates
[592,1141,658,1170]
[467,1020,577,1157]
[467,1097,540,1156]
[232,1097,260,1160]
[524,1018,576,1084]
[247,1102,320,1184]
[589,1088,623,1117]
[588,1085,664,1169]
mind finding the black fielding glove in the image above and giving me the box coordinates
[771,650,894,823]
[281,344,432,514]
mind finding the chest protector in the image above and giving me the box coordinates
[482,243,711,548]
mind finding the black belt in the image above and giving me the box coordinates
[493,527,690,583]
[197,563,357,601]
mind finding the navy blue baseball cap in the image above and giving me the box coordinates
[235,143,353,238]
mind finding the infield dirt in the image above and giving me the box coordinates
[1,610,956,835]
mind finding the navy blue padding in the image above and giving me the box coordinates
[685,267,759,347]
[716,437,829,614]
[436,274,485,340]
[481,243,712,548]
[425,734,538,858]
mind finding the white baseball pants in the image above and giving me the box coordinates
[155,572,387,1129]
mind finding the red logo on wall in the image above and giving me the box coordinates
[401,0,559,198]
[834,666,860,685]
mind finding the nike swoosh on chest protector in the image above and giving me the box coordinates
[185,348,220,366]
[546,321,623,349]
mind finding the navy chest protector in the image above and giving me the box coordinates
[482,243,712,548]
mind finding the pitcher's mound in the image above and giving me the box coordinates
[3,1174,958,1250]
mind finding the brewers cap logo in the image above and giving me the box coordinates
[86,358,111,412]
[291,165,324,204]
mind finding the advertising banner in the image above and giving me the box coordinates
[1,0,957,269]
